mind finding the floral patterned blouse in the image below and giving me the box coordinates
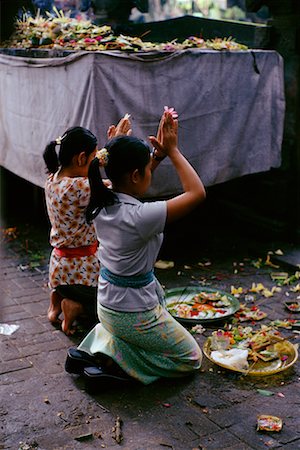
[45,173,99,289]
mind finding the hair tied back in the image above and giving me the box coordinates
[96,148,109,167]
[55,132,67,146]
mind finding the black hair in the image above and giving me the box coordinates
[86,135,151,223]
[43,126,97,174]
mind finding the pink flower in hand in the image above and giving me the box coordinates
[164,106,178,119]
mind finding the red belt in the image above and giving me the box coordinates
[54,241,98,258]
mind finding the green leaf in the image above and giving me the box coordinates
[257,389,274,396]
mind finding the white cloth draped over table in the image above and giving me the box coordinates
[0,49,285,198]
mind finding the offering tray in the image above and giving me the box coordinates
[165,286,240,325]
[203,334,298,376]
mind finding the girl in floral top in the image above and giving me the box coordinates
[43,118,131,335]
[43,114,131,334]
[44,126,99,335]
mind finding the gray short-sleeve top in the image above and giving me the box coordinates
[94,193,167,312]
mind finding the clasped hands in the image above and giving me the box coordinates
[107,113,132,139]
[105,107,178,160]
[149,108,179,160]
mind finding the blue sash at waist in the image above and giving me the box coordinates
[100,267,154,288]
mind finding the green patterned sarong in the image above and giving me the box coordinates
[78,304,202,384]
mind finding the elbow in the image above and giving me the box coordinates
[201,186,206,201]
[197,185,206,204]
[189,186,206,210]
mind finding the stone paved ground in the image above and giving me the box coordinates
[1,210,300,450]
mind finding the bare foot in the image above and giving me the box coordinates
[48,290,63,324]
[61,298,84,336]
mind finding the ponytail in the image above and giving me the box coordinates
[85,158,116,224]
[43,127,97,175]
[43,141,59,174]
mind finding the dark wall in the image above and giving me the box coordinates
[0,1,34,41]
[248,1,300,236]
[0,167,48,228]
[207,0,300,239]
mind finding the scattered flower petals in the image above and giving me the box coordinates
[235,305,267,322]
[250,283,265,293]
[190,324,206,334]
[265,254,280,268]
[275,249,284,255]
[252,258,263,268]
[290,284,300,292]
[1,227,18,242]
[270,320,292,329]
[248,283,281,298]
[154,260,175,269]
[261,289,274,298]
[231,286,244,296]
[285,301,300,312]
[264,439,277,447]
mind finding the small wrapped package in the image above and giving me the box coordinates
[257,415,283,432]
[210,348,249,370]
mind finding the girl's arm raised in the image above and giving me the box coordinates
[149,112,206,224]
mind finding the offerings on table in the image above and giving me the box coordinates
[2,9,248,52]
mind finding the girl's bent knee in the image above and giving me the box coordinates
[191,346,203,370]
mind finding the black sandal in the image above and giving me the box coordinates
[83,366,134,393]
[65,347,99,374]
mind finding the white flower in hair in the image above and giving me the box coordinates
[55,133,67,146]
[96,148,109,167]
